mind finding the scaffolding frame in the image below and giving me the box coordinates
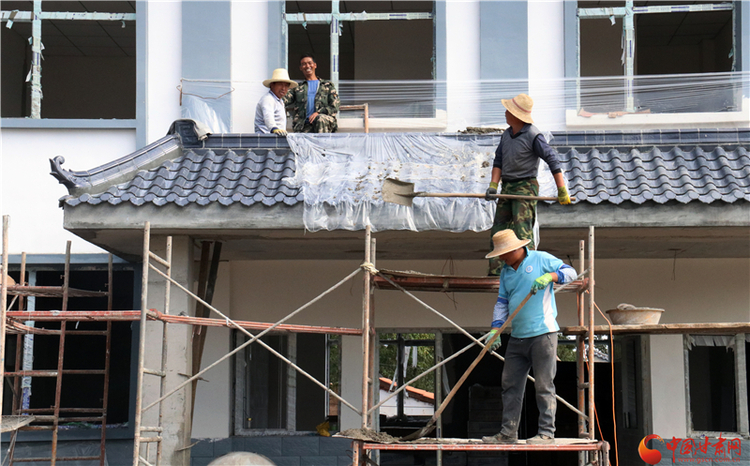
[0,230,114,464]
[349,226,605,466]
[1,217,608,465]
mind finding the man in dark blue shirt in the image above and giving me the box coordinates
[485,94,571,275]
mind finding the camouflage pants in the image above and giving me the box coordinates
[488,178,539,275]
[300,114,337,133]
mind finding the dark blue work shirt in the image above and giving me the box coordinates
[492,124,563,181]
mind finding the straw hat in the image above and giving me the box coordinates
[263,68,298,89]
[485,230,531,259]
[502,93,534,124]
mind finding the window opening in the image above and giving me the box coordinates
[378,333,435,428]
[685,334,745,435]
[0,1,136,119]
[1,267,135,427]
[577,1,735,113]
[284,1,436,118]
[326,334,341,432]
[234,331,327,434]
[242,334,289,430]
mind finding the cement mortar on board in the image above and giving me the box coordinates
[337,428,399,444]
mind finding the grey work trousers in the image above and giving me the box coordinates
[500,332,558,438]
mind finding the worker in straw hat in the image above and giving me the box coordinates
[254,68,297,135]
[481,229,577,445]
[485,93,572,276]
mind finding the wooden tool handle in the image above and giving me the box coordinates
[417,193,575,202]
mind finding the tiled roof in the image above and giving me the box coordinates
[60,147,301,207]
[552,128,750,205]
[53,124,749,208]
[560,145,750,204]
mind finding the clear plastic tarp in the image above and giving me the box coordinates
[285,133,559,233]
[179,72,749,132]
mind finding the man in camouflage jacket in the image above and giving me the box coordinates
[284,54,339,133]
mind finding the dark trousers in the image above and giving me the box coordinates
[500,332,558,438]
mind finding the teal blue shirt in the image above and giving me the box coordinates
[492,248,576,338]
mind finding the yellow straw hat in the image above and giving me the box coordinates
[485,230,531,259]
[263,68,298,89]
[501,93,534,124]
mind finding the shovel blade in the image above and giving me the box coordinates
[382,178,417,207]
[400,423,436,442]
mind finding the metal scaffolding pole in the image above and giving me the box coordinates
[588,226,596,442]
[1,216,9,420]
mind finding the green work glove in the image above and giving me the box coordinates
[531,273,554,294]
[485,182,498,201]
[557,186,571,205]
[272,128,288,136]
[486,329,502,351]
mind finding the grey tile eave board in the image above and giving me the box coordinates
[62,202,305,232]
[539,200,750,229]
[61,200,750,234]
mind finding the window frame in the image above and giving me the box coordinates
[0,1,137,121]
[567,1,746,128]
[683,333,749,438]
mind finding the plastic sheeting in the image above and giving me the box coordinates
[178,72,749,133]
[285,133,560,233]
[179,79,232,134]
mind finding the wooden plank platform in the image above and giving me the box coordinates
[374,269,585,294]
[562,322,750,335]
[362,440,604,452]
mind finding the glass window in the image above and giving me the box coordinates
[234,332,328,434]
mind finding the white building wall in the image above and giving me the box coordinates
[445,1,481,132]
[0,129,136,254]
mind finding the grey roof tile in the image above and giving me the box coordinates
[60,145,301,208]
[57,131,749,209]
[560,143,750,205]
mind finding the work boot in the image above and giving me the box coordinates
[526,434,554,445]
[481,433,517,444]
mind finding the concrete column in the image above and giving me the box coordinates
[192,263,232,439]
[142,235,194,465]
[527,1,566,131]
[136,1,183,148]
[444,1,480,132]
[340,335,364,430]
[649,334,688,439]
[231,1,271,132]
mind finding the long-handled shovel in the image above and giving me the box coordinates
[382,178,574,207]
[399,291,535,441]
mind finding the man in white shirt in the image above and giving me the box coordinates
[254,69,297,135]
